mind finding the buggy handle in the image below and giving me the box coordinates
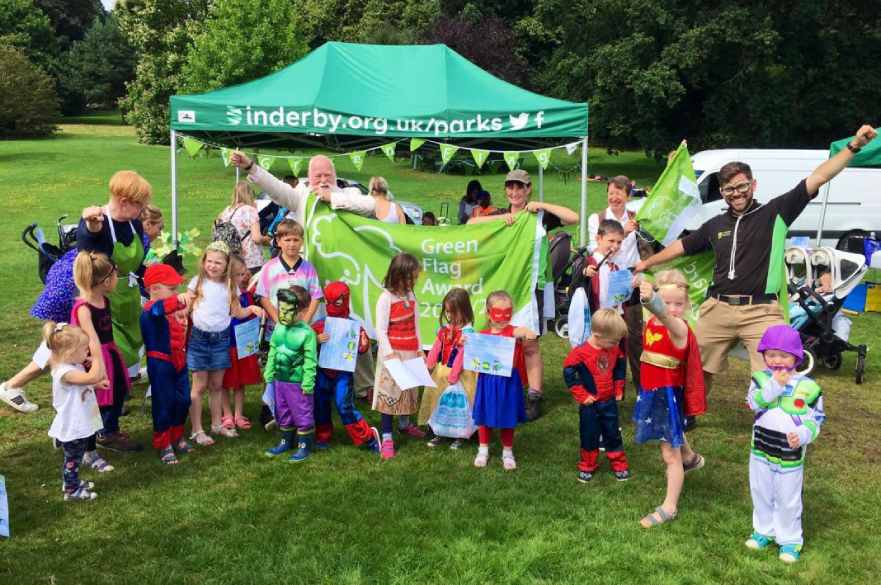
[795,285,836,315]
[21,223,41,253]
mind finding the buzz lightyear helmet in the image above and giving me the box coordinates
[757,324,804,363]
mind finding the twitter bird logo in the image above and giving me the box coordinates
[509,113,529,130]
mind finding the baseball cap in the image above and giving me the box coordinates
[144,263,183,287]
[505,169,531,185]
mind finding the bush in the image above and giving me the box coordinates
[0,45,59,138]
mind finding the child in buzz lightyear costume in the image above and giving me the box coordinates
[745,324,825,564]
[264,286,317,462]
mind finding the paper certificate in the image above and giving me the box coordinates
[234,318,261,359]
[318,317,360,373]
[384,358,436,390]
[606,268,634,307]
[463,333,515,377]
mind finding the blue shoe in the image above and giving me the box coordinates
[778,544,802,563]
[745,532,773,550]
[288,431,313,463]
[266,430,293,457]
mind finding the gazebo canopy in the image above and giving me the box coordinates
[169,41,588,150]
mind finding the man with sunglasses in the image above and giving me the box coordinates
[636,125,877,396]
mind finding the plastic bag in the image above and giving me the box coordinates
[567,287,591,348]
[429,382,475,439]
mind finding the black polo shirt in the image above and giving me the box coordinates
[681,179,815,298]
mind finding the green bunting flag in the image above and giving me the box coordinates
[565,142,580,156]
[439,143,458,166]
[471,148,490,168]
[533,148,552,170]
[380,142,397,162]
[288,157,304,177]
[410,138,426,152]
[257,155,275,171]
[503,151,520,171]
[220,148,231,168]
[182,136,203,158]
[349,151,366,172]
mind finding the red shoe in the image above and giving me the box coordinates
[380,438,395,460]
[401,425,426,439]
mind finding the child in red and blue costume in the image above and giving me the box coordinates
[141,264,193,464]
[312,281,380,452]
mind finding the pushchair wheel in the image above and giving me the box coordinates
[855,347,867,385]
[796,349,815,377]
[554,317,569,340]
[822,353,843,371]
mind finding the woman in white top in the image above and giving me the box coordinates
[217,181,269,274]
[369,176,406,224]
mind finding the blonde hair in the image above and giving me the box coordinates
[73,251,116,295]
[140,203,163,223]
[109,170,152,204]
[192,244,239,313]
[486,290,513,309]
[230,180,255,207]
[655,269,690,306]
[228,254,247,286]
[42,321,89,364]
[369,176,390,198]
[591,308,628,341]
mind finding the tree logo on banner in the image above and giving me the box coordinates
[533,148,552,170]
[380,143,396,162]
[289,157,304,176]
[439,143,459,166]
[349,151,366,172]
[503,151,520,171]
[257,155,275,171]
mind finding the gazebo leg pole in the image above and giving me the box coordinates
[170,129,179,247]
[579,136,589,247]
[538,165,544,202]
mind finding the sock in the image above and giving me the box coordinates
[477,444,489,456]
[382,432,393,442]
[502,447,514,459]
[381,413,394,435]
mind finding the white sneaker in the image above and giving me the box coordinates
[0,382,39,413]
[474,450,489,468]
[212,425,238,438]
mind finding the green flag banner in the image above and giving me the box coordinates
[766,215,790,324]
[257,154,275,171]
[410,138,426,152]
[533,148,552,170]
[380,142,396,162]
[289,157,304,176]
[182,136,203,158]
[349,151,366,171]
[439,143,458,166]
[304,200,544,343]
[220,147,231,167]
[503,151,520,171]
[471,148,490,168]
[648,252,716,324]
[636,143,701,246]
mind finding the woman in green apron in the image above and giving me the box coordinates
[78,171,152,451]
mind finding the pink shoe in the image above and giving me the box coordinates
[401,425,426,439]
[381,438,396,460]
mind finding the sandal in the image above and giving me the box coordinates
[190,431,215,447]
[212,424,238,438]
[234,415,252,430]
[159,446,179,465]
[683,453,705,473]
[640,506,677,528]
[176,439,193,454]
[222,415,236,430]
[83,451,114,473]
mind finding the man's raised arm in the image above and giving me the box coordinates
[230,151,304,212]
[805,125,877,196]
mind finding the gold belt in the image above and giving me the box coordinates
[640,350,682,369]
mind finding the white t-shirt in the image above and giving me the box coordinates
[189,277,232,332]
[48,363,102,443]
[588,208,640,269]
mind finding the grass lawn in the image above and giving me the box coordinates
[1,119,880,584]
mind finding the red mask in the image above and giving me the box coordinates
[324,281,351,318]
[488,306,512,323]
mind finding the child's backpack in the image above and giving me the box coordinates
[212,207,245,255]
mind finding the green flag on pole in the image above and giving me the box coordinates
[182,136,203,158]
[257,154,275,171]
[533,148,552,170]
[410,138,426,152]
[288,157,304,176]
[636,142,702,246]
[471,148,490,168]
[349,151,366,172]
[380,142,396,162]
[503,151,520,171]
[220,147,231,167]
[765,215,790,324]
[439,143,458,166]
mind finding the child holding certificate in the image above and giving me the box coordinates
[472,290,536,471]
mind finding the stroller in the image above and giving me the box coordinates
[548,231,588,338]
[21,215,79,284]
[784,245,868,384]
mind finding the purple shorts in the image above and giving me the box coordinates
[272,381,314,431]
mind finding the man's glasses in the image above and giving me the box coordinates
[720,182,752,197]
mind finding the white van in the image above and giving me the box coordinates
[687,149,881,245]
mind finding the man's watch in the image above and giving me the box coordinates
[244,160,254,171]
[847,142,862,154]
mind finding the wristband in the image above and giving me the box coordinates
[244,161,254,171]
[846,142,861,154]
[641,291,667,316]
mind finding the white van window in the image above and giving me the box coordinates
[698,172,722,203]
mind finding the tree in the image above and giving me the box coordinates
[117,0,209,143]
[180,0,309,94]
[0,0,59,73]
[62,15,136,110]
[0,45,59,138]
[34,0,103,48]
